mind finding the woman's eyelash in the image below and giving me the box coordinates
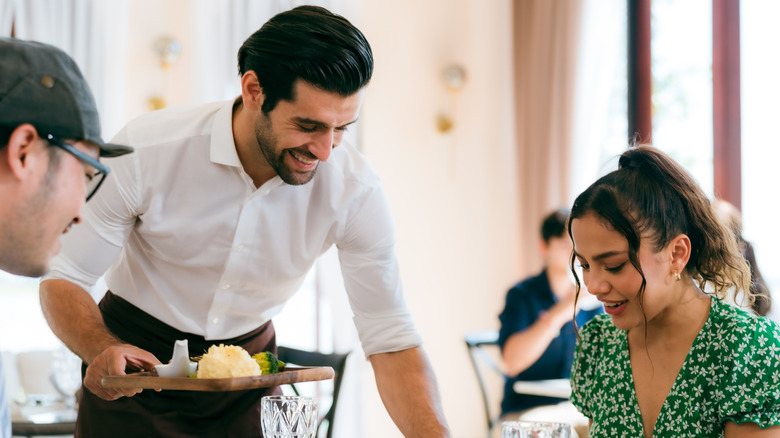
[606,262,626,272]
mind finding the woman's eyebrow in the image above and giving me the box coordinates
[573,250,626,261]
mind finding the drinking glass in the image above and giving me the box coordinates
[50,346,83,409]
[261,395,317,438]
[501,421,523,438]
[502,421,572,438]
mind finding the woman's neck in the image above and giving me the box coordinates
[633,283,711,346]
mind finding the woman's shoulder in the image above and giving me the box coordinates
[710,297,780,342]
[706,299,780,426]
[705,298,780,371]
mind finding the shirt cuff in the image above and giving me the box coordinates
[353,312,423,357]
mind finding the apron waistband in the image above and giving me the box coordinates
[98,290,276,361]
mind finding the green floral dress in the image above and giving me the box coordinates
[571,298,780,437]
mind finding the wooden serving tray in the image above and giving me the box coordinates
[101,366,334,392]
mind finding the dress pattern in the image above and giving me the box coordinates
[571,298,780,437]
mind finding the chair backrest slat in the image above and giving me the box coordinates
[277,346,350,438]
[464,330,505,438]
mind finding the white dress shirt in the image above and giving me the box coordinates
[44,99,421,356]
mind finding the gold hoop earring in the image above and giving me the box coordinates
[674,271,681,282]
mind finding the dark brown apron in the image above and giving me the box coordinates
[75,291,281,438]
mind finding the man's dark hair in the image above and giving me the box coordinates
[540,208,570,243]
[0,125,13,148]
[237,5,373,114]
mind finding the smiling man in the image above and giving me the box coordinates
[1,37,133,438]
[39,6,449,438]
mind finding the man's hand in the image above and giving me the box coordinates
[84,344,161,400]
[40,279,162,400]
[545,285,581,328]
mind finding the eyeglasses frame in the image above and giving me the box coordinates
[46,134,110,201]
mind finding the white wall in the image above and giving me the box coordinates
[124,0,193,129]
[358,1,518,437]
[121,2,520,436]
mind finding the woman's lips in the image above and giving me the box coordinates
[602,300,628,316]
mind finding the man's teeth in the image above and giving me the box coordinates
[290,150,317,164]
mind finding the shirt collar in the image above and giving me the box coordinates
[210,98,243,167]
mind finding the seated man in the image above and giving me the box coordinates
[498,208,601,432]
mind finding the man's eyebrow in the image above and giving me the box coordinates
[292,117,359,128]
[573,250,626,262]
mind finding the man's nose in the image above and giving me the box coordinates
[64,214,82,235]
[72,192,86,227]
[310,129,335,162]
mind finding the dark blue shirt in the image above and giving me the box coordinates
[498,270,602,416]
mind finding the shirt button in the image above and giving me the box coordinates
[235,245,245,252]
[221,283,231,290]
[212,317,219,324]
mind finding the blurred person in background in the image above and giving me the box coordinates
[713,198,771,316]
[0,37,132,438]
[498,208,601,436]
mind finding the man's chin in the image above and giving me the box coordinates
[0,259,49,278]
[279,168,317,186]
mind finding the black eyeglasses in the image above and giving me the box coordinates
[46,134,110,201]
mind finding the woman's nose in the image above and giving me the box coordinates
[584,271,609,295]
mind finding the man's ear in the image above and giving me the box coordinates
[669,233,692,275]
[240,71,264,111]
[538,238,549,259]
[4,124,41,179]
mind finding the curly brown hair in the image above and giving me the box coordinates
[568,145,751,306]
[567,144,752,397]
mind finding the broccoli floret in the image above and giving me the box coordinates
[252,351,286,374]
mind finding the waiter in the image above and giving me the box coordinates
[40,6,450,438]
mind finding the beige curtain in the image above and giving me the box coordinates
[513,0,584,276]
[11,0,129,139]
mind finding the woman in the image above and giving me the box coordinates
[568,145,780,437]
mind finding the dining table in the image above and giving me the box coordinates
[11,399,77,436]
[513,378,572,399]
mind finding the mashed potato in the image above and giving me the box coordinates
[196,344,261,378]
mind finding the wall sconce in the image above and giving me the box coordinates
[154,36,182,69]
[147,36,182,111]
[436,64,467,134]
